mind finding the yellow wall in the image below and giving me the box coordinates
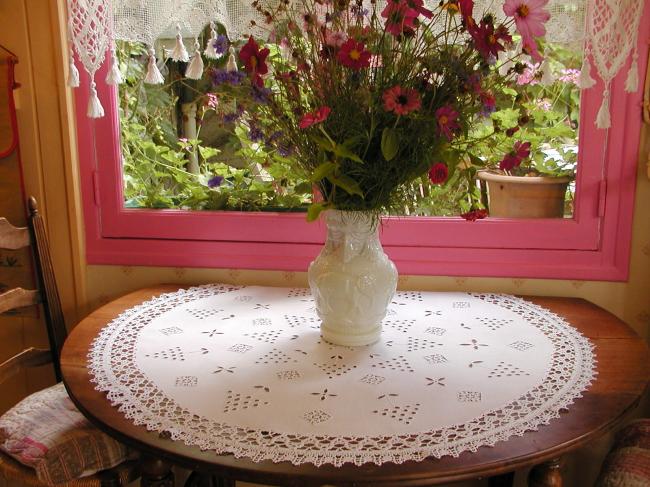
[1,1,648,485]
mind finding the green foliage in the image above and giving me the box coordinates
[117,41,311,212]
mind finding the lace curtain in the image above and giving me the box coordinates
[66,0,644,127]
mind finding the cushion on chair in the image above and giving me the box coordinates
[596,419,650,487]
[0,453,139,487]
[0,383,133,485]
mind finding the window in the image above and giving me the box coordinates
[74,13,649,280]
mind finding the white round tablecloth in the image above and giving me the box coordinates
[89,284,596,466]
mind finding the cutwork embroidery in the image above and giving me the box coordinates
[88,285,595,468]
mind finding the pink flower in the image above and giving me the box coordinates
[522,37,543,63]
[381,1,419,37]
[436,105,460,140]
[205,93,218,109]
[499,141,532,171]
[428,163,449,184]
[382,85,422,115]
[406,0,433,18]
[338,39,371,69]
[559,68,580,85]
[503,0,550,45]
[325,30,348,47]
[516,62,539,85]
[299,106,331,129]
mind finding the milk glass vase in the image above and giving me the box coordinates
[308,210,398,346]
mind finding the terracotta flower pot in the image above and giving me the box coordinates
[477,171,571,218]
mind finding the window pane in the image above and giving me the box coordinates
[118,37,581,218]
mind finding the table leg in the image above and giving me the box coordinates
[488,471,515,487]
[141,457,175,487]
[184,472,235,487]
[528,458,562,487]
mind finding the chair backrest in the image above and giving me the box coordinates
[0,196,66,383]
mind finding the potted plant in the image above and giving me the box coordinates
[469,46,581,218]
[476,140,576,218]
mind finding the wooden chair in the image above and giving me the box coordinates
[0,197,139,487]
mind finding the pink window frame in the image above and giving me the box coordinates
[75,11,649,280]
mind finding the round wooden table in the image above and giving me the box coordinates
[60,286,649,487]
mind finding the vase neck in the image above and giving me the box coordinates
[324,211,381,263]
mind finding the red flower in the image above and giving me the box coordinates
[239,37,270,85]
[499,141,531,171]
[470,21,512,60]
[299,106,332,129]
[436,105,461,140]
[382,85,422,115]
[505,126,520,137]
[381,1,419,37]
[337,39,371,69]
[428,163,449,184]
[459,0,474,17]
[461,208,488,221]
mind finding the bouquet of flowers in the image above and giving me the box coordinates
[208,0,551,221]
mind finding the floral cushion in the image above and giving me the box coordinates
[596,419,650,487]
[0,383,133,485]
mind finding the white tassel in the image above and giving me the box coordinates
[204,22,220,59]
[67,58,80,88]
[67,45,80,87]
[144,47,165,84]
[596,89,611,129]
[539,58,554,86]
[66,26,79,88]
[579,55,596,89]
[225,46,238,72]
[185,40,204,79]
[625,53,639,93]
[87,81,105,118]
[171,25,189,62]
[105,48,123,85]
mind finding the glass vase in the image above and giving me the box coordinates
[308,210,398,346]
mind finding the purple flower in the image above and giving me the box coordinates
[207,175,224,188]
[249,126,264,142]
[213,35,229,55]
[350,5,368,18]
[222,104,244,123]
[228,71,247,85]
[211,68,230,86]
[251,85,271,104]
[211,69,246,86]
[265,130,283,148]
[277,142,293,157]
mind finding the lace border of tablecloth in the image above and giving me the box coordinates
[88,285,597,466]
